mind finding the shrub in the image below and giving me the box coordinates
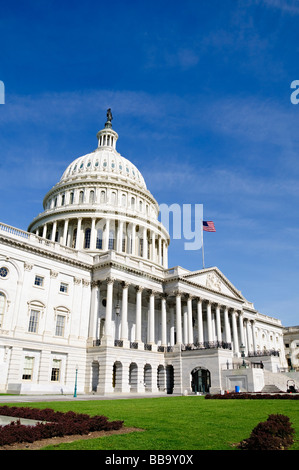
[239,414,295,450]
[205,392,299,399]
[0,406,123,447]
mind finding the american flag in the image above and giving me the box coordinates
[203,221,216,232]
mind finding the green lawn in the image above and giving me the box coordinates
[5,396,299,450]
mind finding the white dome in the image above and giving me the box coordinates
[60,147,147,190]
[60,114,146,190]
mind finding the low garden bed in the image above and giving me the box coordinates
[0,406,124,447]
[205,392,299,399]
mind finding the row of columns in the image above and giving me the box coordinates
[90,279,258,356]
[35,217,168,267]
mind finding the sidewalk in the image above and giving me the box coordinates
[0,392,174,403]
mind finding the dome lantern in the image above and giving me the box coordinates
[96,108,118,150]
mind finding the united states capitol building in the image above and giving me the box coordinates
[0,110,296,396]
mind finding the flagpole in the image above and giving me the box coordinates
[202,224,205,269]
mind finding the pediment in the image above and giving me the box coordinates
[181,267,245,300]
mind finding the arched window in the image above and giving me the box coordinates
[89,190,95,204]
[121,194,126,207]
[131,197,135,209]
[69,192,74,204]
[0,292,6,327]
[79,191,84,204]
[100,191,106,204]
[111,191,116,205]
[84,228,91,248]
[96,229,103,249]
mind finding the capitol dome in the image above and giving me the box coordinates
[27,110,169,268]
[60,122,147,190]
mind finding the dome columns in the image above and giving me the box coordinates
[34,216,168,268]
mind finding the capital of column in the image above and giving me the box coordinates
[91,280,100,288]
[106,276,115,285]
[135,285,144,293]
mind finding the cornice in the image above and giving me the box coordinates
[0,234,92,271]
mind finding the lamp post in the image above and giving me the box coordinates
[74,365,78,397]
[240,343,246,367]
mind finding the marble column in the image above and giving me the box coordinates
[161,295,167,346]
[183,305,188,344]
[197,299,204,344]
[103,277,114,345]
[143,227,148,259]
[187,296,193,344]
[42,224,47,238]
[175,292,182,344]
[120,282,129,342]
[239,311,245,348]
[224,306,231,344]
[135,286,143,343]
[216,303,222,342]
[148,291,155,344]
[104,218,110,251]
[90,218,96,249]
[75,218,82,249]
[252,321,257,353]
[231,310,239,354]
[88,280,100,343]
[206,301,213,343]
[62,219,69,246]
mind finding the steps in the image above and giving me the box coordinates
[261,384,283,393]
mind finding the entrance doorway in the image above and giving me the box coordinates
[191,367,211,393]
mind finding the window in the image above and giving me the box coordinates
[34,275,44,287]
[22,356,34,380]
[96,229,103,249]
[84,228,91,248]
[72,228,77,248]
[89,190,95,204]
[0,267,8,278]
[61,194,65,206]
[122,235,126,252]
[108,230,115,250]
[111,191,116,205]
[79,191,84,204]
[60,282,68,294]
[70,192,74,204]
[0,292,6,327]
[55,315,65,337]
[51,359,61,381]
[100,191,106,203]
[28,309,39,333]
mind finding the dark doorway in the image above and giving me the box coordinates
[166,365,174,394]
[191,367,211,393]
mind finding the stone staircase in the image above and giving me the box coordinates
[261,384,283,393]
[262,370,299,393]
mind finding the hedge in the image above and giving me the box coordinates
[205,392,299,399]
[0,406,123,446]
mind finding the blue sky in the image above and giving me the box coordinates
[0,0,299,326]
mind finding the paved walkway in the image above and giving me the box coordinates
[0,393,177,403]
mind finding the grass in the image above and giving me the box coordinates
[4,396,299,450]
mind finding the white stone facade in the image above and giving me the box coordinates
[0,112,289,395]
